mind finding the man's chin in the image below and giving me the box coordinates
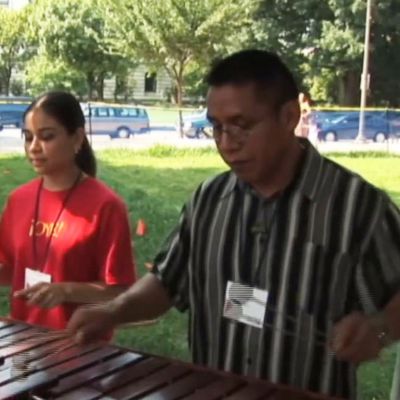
[232,169,255,184]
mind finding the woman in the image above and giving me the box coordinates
[0,91,136,330]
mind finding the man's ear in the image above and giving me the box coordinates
[279,99,301,133]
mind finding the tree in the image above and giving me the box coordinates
[307,1,366,106]
[25,53,88,97]
[247,0,330,93]
[102,0,256,134]
[29,0,134,100]
[251,0,400,107]
[367,0,400,106]
[0,7,29,95]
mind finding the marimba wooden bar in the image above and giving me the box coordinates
[0,318,344,400]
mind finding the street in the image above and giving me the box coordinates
[1,128,400,154]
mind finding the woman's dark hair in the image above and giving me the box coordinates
[206,49,299,110]
[24,91,97,177]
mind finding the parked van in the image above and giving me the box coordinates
[82,103,150,138]
[0,101,30,129]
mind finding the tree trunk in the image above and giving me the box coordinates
[337,70,360,106]
[174,63,186,138]
[96,73,105,101]
[176,79,184,138]
[87,72,95,100]
[169,62,186,138]
[4,67,12,96]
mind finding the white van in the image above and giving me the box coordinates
[82,103,150,138]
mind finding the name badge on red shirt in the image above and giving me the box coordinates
[25,267,51,289]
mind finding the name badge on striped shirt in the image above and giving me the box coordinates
[223,281,268,329]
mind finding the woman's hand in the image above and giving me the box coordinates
[14,282,66,308]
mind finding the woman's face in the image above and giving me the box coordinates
[22,108,82,176]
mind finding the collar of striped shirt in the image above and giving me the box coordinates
[219,138,325,202]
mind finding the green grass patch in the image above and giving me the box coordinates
[146,107,198,125]
[0,148,399,398]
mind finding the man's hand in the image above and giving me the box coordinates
[67,304,117,344]
[14,283,66,308]
[331,311,385,364]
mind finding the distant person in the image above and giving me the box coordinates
[295,92,312,138]
[307,110,320,145]
[0,91,137,331]
[68,50,400,399]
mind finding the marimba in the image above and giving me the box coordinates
[0,318,343,400]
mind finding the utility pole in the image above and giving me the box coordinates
[356,0,372,142]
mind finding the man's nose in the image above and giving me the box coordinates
[218,131,241,152]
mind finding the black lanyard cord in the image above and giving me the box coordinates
[240,193,280,287]
[32,171,83,271]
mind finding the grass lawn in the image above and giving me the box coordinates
[0,147,399,399]
[145,106,198,126]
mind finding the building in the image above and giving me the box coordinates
[104,65,173,103]
[0,0,30,9]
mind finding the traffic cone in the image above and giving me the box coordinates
[136,219,148,236]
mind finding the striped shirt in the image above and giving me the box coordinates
[152,139,400,399]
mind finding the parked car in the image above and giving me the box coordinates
[0,110,25,128]
[82,103,150,138]
[313,110,350,126]
[0,102,29,130]
[179,108,212,139]
[318,113,395,142]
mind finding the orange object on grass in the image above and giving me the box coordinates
[136,219,148,236]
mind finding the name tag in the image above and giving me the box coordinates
[25,268,51,289]
[223,280,268,329]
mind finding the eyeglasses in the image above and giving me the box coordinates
[211,125,250,144]
[211,119,266,144]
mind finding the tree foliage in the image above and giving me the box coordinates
[102,0,256,107]
[251,0,400,106]
[1,0,399,106]
[29,0,133,100]
[0,7,29,95]
[25,53,88,97]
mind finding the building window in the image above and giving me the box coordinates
[144,72,157,93]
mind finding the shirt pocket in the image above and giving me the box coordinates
[293,241,356,328]
[264,239,355,338]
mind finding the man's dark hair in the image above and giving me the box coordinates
[206,49,299,109]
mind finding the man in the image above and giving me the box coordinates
[68,50,400,399]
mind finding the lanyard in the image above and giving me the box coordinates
[240,192,280,287]
[32,171,82,271]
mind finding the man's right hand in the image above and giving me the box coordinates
[67,273,174,344]
[67,303,117,344]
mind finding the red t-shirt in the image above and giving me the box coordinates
[0,177,136,329]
